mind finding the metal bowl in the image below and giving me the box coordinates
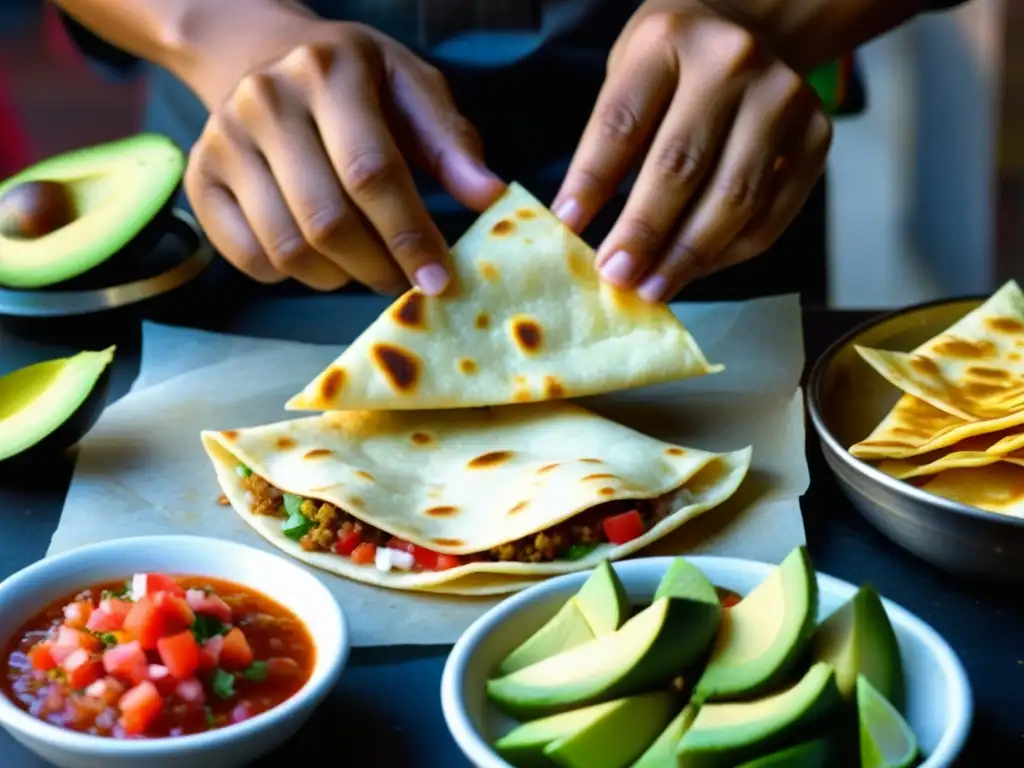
[807,296,1024,583]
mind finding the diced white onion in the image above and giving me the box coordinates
[375,547,394,572]
[388,548,416,570]
[130,574,148,601]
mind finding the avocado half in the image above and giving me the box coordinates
[0,134,185,289]
[0,346,115,468]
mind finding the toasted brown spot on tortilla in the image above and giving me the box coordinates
[468,450,515,469]
[514,389,533,402]
[458,358,478,375]
[303,448,333,459]
[524,237,533,245]
[665,447,687,456]
[319,367,346,402]
[491,219,516,236]
[217,494,230,506]
[392,291,427,330]
[987,316,1024,334]
[474,312,490,330]
[220,430,238,441]
[347,496,366,509]
[1010,352,1022,362]
[566,246,589,279]
[372,343,420,392]
[932,338,996,359]
[598,487,616,497]
[354,470,376,482]
[276,436,296,450]
[478,261,499,281]
[537,463,561,474]
[543,375,567,399]
[580,458,604,464]
[508,500,529,515]
[425,505,458,518]
[411,431,433,446]
[427,485,443,499]
[432,538,465,547]
[583,473,616,481]
[511,316,543,354]
[909,355,941,376]
[517,208,537,220]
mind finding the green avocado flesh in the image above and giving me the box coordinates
[499,561,630,676]
[0,134,185,288]
[485,549,926,768]
[857,675,919,768]
[693,546,817,702]
[810,585,904,709]
[677,662,841,768]
[487,595,720,719]
[0,347,115,461]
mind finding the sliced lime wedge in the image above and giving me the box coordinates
[857,674,919,768]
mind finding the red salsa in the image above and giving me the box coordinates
[2,573,314,738]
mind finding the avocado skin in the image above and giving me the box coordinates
[0,362,111,475]
[734,736,833,767]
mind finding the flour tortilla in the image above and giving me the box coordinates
[874,433,1024,480]
[916,463,1024,519]
[201,402,751,592]
[286,183,721,412]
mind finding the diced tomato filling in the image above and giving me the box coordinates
[350,542,377,565]
[386,538,464,571]
[118,681,163,736]
[435,554,463,570]
[332,529,363,556]
[184,589,232,623]
[156,631,200,680]
[602,510,646,545]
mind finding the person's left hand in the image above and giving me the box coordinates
[552,0,833,302]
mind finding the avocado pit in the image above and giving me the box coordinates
[0,180,77,240]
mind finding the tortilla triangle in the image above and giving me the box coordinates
[286,183,721,412]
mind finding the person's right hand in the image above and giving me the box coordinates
[183,21,505,294]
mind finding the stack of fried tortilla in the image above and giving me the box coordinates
[202,183,752,593]
[850,280,1024,518]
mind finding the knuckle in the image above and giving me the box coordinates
[233,72,278,117]
[342,146,397,196]
[811,113,834,154]
[596,97,643,143]
[386,227,429,260]
[635,12,686,50]
[299,206,347,250]
[714,174,765,216]
[714,25,759,72]
[619,216,666,255]
[280,43,331,80]
[654,138,706,186]
[776,68,810,103]
[234,248,276,282]
[266,232,308,268]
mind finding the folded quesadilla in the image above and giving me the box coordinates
[202,402,751,593]
[286,183,721,413]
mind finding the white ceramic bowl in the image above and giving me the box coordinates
[442,556,972,768]
[0,535,349,768]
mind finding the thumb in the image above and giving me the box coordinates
[389,65,506,211]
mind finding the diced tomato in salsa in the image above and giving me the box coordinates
[2,573,314,739]
[602,510,646,545]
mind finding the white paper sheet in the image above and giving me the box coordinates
[51,295,809,646]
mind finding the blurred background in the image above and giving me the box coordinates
[0,1,1017,309]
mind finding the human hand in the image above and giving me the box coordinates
[183,20,505,293]
[552,0,833,302]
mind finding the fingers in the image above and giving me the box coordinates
[711,110,833,278]
[634,65,820,302]
[237,73,405,294]
[305,49,453,295]
[388,57,506,212]
[551,28,678,233]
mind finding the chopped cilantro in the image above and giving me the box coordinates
[204,705,218,729]
[100,580,132,601]
[93,632,118,648]
[243,661,268,682]
[191,614,230,644]
[563,542,599,561]
[283,493,304,517]
[281,511,313,541]
[47,668,66,683]
[211,667,236,700]
[236,463,252,478]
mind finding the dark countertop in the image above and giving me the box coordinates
[1,295,1022,767]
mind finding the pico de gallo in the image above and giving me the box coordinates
[2,573,314,738]
[238,463,679,572]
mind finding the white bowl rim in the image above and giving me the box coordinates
[441,554,973,768]
[0,534,349,756]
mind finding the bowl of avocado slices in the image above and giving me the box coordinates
[441,547,972,768]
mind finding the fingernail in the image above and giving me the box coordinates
[599,250,636,286]
[637,273,669,303]
[552,197,581,230]
[414,263,450,296]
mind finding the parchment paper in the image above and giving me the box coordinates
[50,295,809,646]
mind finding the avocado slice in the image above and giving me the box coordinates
[857,675,919,768]
[495,699,624,768]
[499,561,629,676]
[543,691,677,768]
[693,546,818,702]
[677,661,841,768]
[735,737,832,767]
[654,558,721,607]
[0,347,115,467]
[630,704,697,768]
[0,134,185,289]
[487,595,721,720]
[809,585,904,710]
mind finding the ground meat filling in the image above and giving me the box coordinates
[241,472,672,565]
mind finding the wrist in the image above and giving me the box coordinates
[160,0,323,108]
